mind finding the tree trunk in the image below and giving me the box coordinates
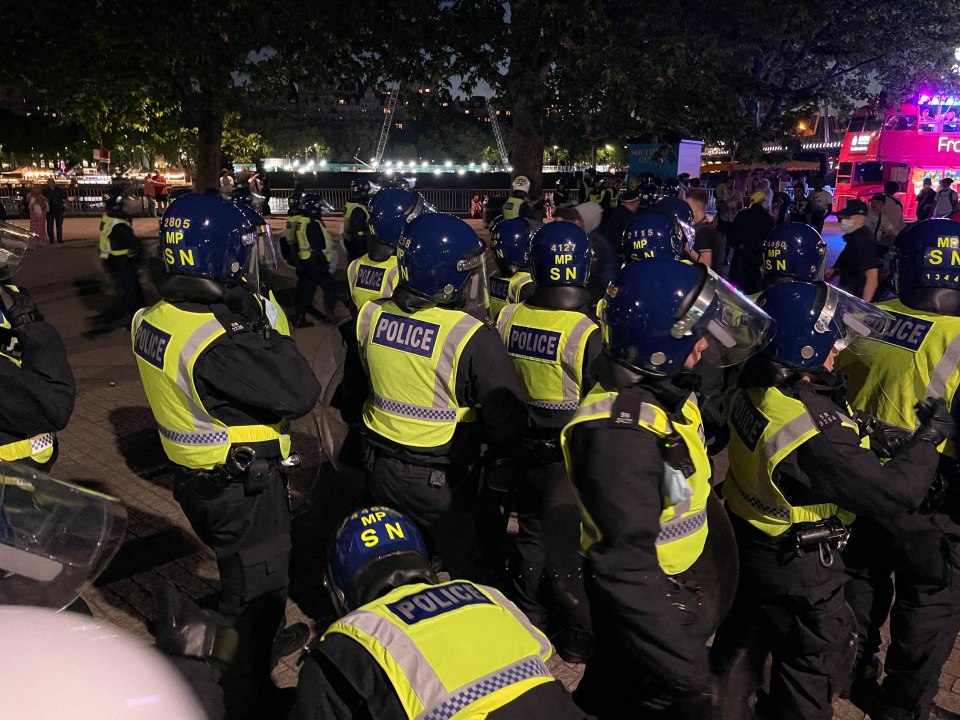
[510,82,546,192]
[195,107,224,193]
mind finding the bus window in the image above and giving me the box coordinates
[864,117,883,131]
[837,162,853,183]
[854,161,884,184]
[884,114,917,131]
[847,117,865,132]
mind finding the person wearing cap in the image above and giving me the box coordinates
[502,176,536,221]
[934,177,959,217]
[825,200,880,301]
[604,187,642,252]
[293,507,591,720]
[728,191,777,293]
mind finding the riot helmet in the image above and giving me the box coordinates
[602,259,774,376]
[512,175,531,195]
[622,207,686,264]
[759,222,827,289]
[368,188,426,260]
[529,221,592,288]
[300,193,331,220]
[893,218,960,315]
[490,217,534,276]
[349,179,371,203]
[325,507,436,616]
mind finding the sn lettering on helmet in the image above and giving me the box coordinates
[163,248,176,265]
[385,522,405,540]
[566,267,578,280]
[179,249,195,266]
[360,510,388,526]
[361,528,379,547]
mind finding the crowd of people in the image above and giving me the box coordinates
[1,164,960,720]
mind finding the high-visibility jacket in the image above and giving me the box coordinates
[561,385,711,575]
[342,202,370,241]
[294,217,334,264]
[607,187,621,208]
[843,298,960,459]
[487,271,532,323]
[132,301,291,469]
[324,580,554,719]
[98,215,132,259]
[497,302,597,413]
[0,285,55,465]
[347,255,399,310]
[725,386,860,537]
[284,214,307,249]
[357,299,483,449]
[260,291,290,336]
[501,197,525,220]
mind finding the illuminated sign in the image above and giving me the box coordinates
[849,133,872,152]
[938,136,960,152]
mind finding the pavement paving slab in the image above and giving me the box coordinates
[8,216,960,716]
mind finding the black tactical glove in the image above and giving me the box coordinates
[0,285,42,328]
[912,397,958,446]
[153,583,238,665]
[853,409,912,459]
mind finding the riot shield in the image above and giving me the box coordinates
[691,489,739,632]
[0,461,127,610]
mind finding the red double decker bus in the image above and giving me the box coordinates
[835,93,960,220]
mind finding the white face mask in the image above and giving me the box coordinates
[840,219,856,232]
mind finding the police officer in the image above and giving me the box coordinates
[341,180,371,261]
[620,206,687,265]
[553,176,573,209]
[604,188,641,252]
[95,188,145,329]
[346,188,424,315]
[488,217,535,323]
[502,176,535,221]
[841,218,960,720]
[562,259,774,719]
[758,222,827,292]
[356,213,527,573]
[711,280,951,720]
[496,221,599,662]
[292,507,590,719]
[291,193,339,327]
[0,223,74,471]
[132,193,321,719]
[281,195,303,267]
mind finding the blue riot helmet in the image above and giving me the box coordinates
[654,197,695,252]
[490,217,534,276]
[159,193,257,285]
[325,506,436,616]
[602,259,774,375]
[637,182,658,208]
[368,188,426,252]
[349,179,370,202]
[287,195,302,216]
[230,186,253,205]
[300,193,327,220]
[622,208,685,264]
[893,218,960,315]
[759,223,827,289]
[397,213,487,312]
[755,281,891,371]
[529,221,592,288]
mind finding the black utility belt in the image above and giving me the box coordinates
[207,445,301,494]
[788,517,850,567]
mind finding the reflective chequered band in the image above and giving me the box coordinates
[158,424,230,446]
[0,432,56,462]
[656,507,708,544]
[372,394,458,422]
[726,481,791,521]
[30,433,55,453]
[417,656,553,720]
[527,399,580,411]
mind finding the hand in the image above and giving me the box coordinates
[0,286,42,328]
[913,397,958,446]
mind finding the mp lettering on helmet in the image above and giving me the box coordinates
[133,320,171,370]
[372,313,439,357]
[925,235,960,268]
[550,253,578,281]
[507,325,561,361]
[386,581,493,624]
[877,308,933,352]
[765,240,788,271]
[359,518,407,548]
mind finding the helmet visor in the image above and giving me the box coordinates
[0,222,34,277]
[456,254,489,317]
[0,462,127,610]
[673,269,775,367]
[678,219,696,255]
[818,283,892,354]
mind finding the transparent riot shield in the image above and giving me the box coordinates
[0,461,127,610]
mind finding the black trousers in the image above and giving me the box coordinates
[102,256,145,322]
[46,211,64,243]
[174,468,292,720]
[507,456,591,639]
[710,513,856,720]
[295,256,337,318]
[574,571,713,720]
[844,518,960,719]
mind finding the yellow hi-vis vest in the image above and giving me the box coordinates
[261,291,290,336]
[487,271,532,323]
[607,187,621,208]
[501,197,525,220]
[843,298,960,459]
[284,214,307,249]
[324,580,554,719]
[98,215,132,259]
[357,299,483,449]
[295,217,334,263]
[561,386,711,575]
[342,202,370,240]
[131,301,291,469]
[497,302,597,413]
[347,255,399,311]
[724,387,860,537]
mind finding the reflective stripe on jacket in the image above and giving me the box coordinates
[99,216,132,259]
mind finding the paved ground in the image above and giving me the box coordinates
[7,215,960,717]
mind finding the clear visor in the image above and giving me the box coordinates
[456,255,489,317]
[0,222,35,277]
[0,462,127,610]
[816,284,892,354]
[678,219,696,254]
[255,224,278,271]
[673,269,775,367]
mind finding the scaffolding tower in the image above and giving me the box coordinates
[486,97,509,169]
[374,87,400,167]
